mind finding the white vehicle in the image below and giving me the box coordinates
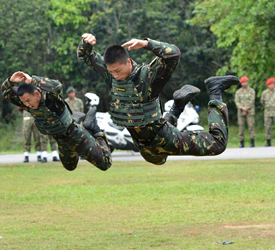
[164,100,204,132]
[85,93,139,153]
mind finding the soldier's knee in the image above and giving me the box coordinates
[97,160,112,171]
[98,164,111,171]
[213,144,226,156]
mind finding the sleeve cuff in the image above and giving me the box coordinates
[143,38,154,51]
[80,39,94,52]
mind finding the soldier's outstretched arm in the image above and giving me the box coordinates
[133,38,181,99]
[77,33,112,88]
[121,39,149,51]
[31,76,62,95]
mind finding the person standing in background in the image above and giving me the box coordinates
[21,109,42,162]
[65,87,84,113]
[261,78,275,147]
[234,76,256,148]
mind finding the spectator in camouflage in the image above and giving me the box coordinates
[22,110,42,162]
[65,87,84,113]
[234,76,256,148]
[261,78,275,147]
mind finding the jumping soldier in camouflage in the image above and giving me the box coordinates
[261,78,275,147]
[234,76,256,148]
[77,34,239,165]
[1,71,112,171]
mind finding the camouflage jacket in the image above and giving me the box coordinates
[234,87,255,115]
[1,76,68,120]
[65,97,84,113]
[261,89,275,117]
[77,38,180,142]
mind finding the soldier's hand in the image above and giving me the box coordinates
[121,39,148,51]
[82,33,96,45]
[242,107,248,112]
[10,71,31,83]
[21,72,32,84]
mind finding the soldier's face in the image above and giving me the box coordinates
[268,82,275,91]
[106,58,132,81]
[19,90,41,109]
[241,80,249,88]
[68,91,76,100]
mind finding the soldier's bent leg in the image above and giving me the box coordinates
[164,112,178,127]
[57,140,79,171]
[69,124,112,171]
[147,100,228,158]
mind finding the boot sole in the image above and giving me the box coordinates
[173,85,200,106]
[205,75,240,92]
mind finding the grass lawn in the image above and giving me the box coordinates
[0,159,275,249]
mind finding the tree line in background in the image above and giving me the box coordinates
[1,0,274,124]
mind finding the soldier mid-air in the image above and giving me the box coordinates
[1,72,112,171]
[77,33,240,165]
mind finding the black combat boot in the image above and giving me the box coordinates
[72,111,86,124]
[170,85,201,118]
[37,155,41,162]
[82,106,101,135]
[41,157,47,163]
[239,140,244,148]
[205,75,240,101]
[52,156,60,162]
[24,156,29,163]
[265,139,271,147]
[250,139,255,148]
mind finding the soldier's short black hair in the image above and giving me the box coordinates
[17,83,37,96]
[103,45,129,65]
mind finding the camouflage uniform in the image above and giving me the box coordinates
[22,110,41,152]
[65,97,84,113]
[1,76,111,171]
[234,87,255,140]
[77,38,229,165]
[261,89,275,139]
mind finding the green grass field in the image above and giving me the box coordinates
[1,159,275,249]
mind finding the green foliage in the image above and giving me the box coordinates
[191,0,275,95]
[0,0,230,118]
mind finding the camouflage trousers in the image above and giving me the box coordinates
[264,116,275,139]
[53,123,112,171]
[40,134,57,151]
[133,100,228,165]
[23,118,41,152]
[237,113,255,140]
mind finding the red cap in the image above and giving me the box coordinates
[240,76,248,83]
[266,78,275,85]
